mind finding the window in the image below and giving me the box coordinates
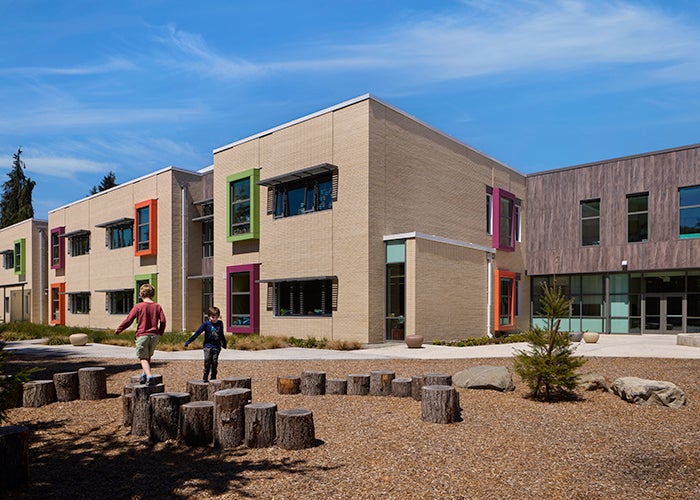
[202,277,213,322]
[108,291,133,315]
[274,279,333,317]
[109,225,133,249]
[13,239,25,275]
[386,240,406,340]
[50,227,65,269]
[581,199,600,246]
[135,199,157,256]
[486,189,492,235]
[680,185,700,239]
[627,193,648,243]
[492,188,516,251]
[3,251,13,270]
[202,219,213,258]
[514,204,522,243]
[272,175,333,218]
[494,270,516,331]
[226,264,259,334]
[227,169,260,242]
[70,234,90,256]
[50,283,65,325]
[134,274,157,303]
[69,293,90,314]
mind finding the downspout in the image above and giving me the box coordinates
[181,186,187,331]
[486,252,493,338]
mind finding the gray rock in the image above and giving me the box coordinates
[610,376,686,408]
[578,373,609,392]
[453,365,515,392]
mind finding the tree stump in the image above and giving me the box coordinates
[122,383,139,427]
[187,380,210,402]
[22,380,56,407]
[411,375,425,401]
[130,374,163,385]
[421,385,460,424]
[277,376,300,395]
[301,370,326,396]
[0,425,29,491]
[131,384,165,437]
[276,408,315,450]
[78,367,107,400]
[53,371,79,402]
[391,377,412,397]
[213,388,251,449]
[149,392,190,443]
[244,402,277,448]
[424,373,452,387]
[221,376,252,390]
[347,374,370,395]
[179,401,215,446]
[326,378,347,395]
[370,370,395,396]
[208,380,223,400]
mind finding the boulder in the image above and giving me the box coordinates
[610,377,686,408]
[578,373,609,392]
[453,365,515,392]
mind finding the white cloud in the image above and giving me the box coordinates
[3,57,137,77]
[24,155,111,179]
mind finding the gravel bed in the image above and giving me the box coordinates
[4,356,700,499]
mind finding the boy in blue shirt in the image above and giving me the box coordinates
[184,306,227,382]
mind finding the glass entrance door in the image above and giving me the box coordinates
[644,295,683,333]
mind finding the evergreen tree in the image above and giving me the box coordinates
[0,148,35,229]
[88,171,118,195]
[513,282,587,402]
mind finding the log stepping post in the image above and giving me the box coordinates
[244,402,277,448]
[411,375,425,401]
[213,388,251,449]
[0,425,29,491]
[78,367,107,400]
[370,370,395,396]
[391,377,413,397]
[421,385,460,424]
[276,408,315,450]
[221,376,252,390]
[179,401,215,446]
[53,371,79,402]
[301,371,326,396]
[130,374,163,385]
[186,380,210,402]
[122,383,140,427]
[326,378,347,395]
[131,384,165,437]
[149,392,190,443]
[347,374,370,395]
[22,380,56,407]
[207,380,223,400]
[424,373,452,387]
[276,376,300,395]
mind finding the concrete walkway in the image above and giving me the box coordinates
[5,334,700,361]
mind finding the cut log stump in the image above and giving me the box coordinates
[370,370,395,396]
[149,392,190,443]
[129,374,163,385]
[22,380,56,407]
[326,378,347,395]
[221,376,252,390]
[53,371,79,402]
[244,402,277,448]
[122,383,139,427]
[78,367,107,400]
[411,375,425,401]
[186,380,210,402]
[276,376,301,395]
[301,371,326,396]
[207,380,223,400]
[0,425,29,491]
[276,408,315,450]
[179,401,215,446]
[421,385,460,424]
[391,377,412,397]
[213,388,251,449]
[424,373,452,387]
[347,374,370,395]
[131,384,165,437]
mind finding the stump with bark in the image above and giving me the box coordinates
[244,402,277,448]
[276,408,315,450]
[391,377,412,397]
[22,380,56,407]
[347,374,370,395]
[207,380,223,400]
[0,425,29,491]
[78,367,107,400]
[411,375,426,401]
[179,401,215,446]
[129,374,163,385]
[276,376,301,395]
[122,383,139,427]
[421,385,460,424]
[186,380,210,402]
[53,371,79,402]
[370,370,395,396]
[301,370,326,396]
[149,392,190,443]
[221,376,252,390]
[213,388,251,449]
[326,378,347,395]
[424,373,452,387]
[131,383,165,437]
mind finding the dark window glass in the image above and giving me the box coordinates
[230,272,251,326]
[137,206,150,251]
[230,178,251,235]
[627,193,648,243]
[51,232,61,266]
[499,196,514,248]
[70,235,90,256]
[110,226,133,249]
[680,185,700,239]
[581,200,600,246]
[273,175,333,218]
[275,280,332,316]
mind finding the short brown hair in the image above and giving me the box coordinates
[207,306,220,317]
[139,284,155,299]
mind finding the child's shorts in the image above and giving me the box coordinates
[135,334,160,359]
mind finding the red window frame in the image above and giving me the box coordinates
[494,269,516,331]
[134,199,157,257]
[50,283,66,325]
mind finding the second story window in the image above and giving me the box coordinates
[680,185,700,239]
[627,193,649,243]
[273,175,333,218]
[50,227,64,268]
[110,225,133,249]
[135,199,157,256]
[70,233,90,256]
[3,251,13,270]
[202,219,213,258]
[581,199,600,246]
[491,187,516,251]
[227,169,260,242]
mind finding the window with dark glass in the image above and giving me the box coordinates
[499,196,514,248]
[70,293,90,314]
[3,252,13,270]
[230,271,251,326]
[491,188,516,251]
[274,279,332,316]
[13,239,25,274]
[202,219,213,258]
[108,291,133,314]
[627,193,648,243]
[494,270,516,330]
[51,231,61,267]
[680,185,700,239]
[273,174,333,218]
[486,192,492,234]
[70,234,90,256]
[202,277,213,322]
[230,178,251,236]
[109,225,133,249]
[136,206,150,252]
[581,199,600,246]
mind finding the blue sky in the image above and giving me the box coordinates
[2,0,700,219]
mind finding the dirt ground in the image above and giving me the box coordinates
[4,355,700,499]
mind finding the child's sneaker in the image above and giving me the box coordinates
[147,376,156,386]
[139,373,147,384]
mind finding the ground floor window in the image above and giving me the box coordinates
[495,270,516,331]
[50,283,65,325]
[227,264,259,334]
[202,277,213,322]
[274,279,332,317]
[108,291,133,315]
[69,293,90,314]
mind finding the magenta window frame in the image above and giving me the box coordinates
[226,263,259,334]
[492,188,516,252]
[50,226,65,270]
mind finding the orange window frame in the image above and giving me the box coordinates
[134,199,157,257]
[50,283,66,325]
[494,269,516,331]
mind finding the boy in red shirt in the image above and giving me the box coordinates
[115,284,166,386]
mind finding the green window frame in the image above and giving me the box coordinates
[135,274,158,303]
[13,238,25,275]
[227,169,260,242]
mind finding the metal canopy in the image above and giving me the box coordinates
[257,163,337,187]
